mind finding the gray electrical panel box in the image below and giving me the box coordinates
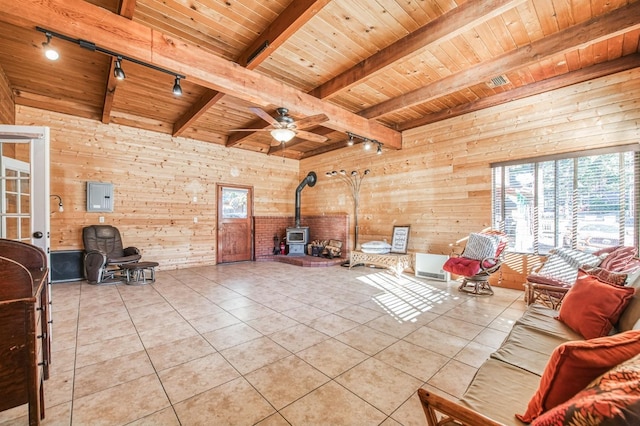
[87,182,114,212]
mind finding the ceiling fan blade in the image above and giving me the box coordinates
[249,107,279,127]
[295,130,328,143]
[294,113,329,130]
[270,140,283,147]
[229,128,273,132]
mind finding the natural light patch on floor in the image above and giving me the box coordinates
[358,272,458,323]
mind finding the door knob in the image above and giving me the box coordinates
[33,231,44,239]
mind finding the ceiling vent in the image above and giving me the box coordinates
[486,75,510,88]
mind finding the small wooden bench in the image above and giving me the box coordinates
[349,250,411,276]
[120,261,159,285]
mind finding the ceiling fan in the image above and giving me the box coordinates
[232,107,329,146]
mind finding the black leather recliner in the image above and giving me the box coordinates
[83,225,141,284]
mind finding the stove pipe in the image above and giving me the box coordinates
[295,171,317,227]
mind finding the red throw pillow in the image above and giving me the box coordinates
[516,330,640,423]
[557,270,634,339]
[532,354,640,425]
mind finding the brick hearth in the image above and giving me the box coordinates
[253,214,349,265]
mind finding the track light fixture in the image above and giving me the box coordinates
[347,133,355,146]
[173,76,183,96]
[42,32,59,61]
[342,132,384,154]
[114,56,125,80]
[36,26,185,95]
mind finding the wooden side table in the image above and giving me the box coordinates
[349,251,411,276]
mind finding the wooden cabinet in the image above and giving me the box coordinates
[0,239,50,425]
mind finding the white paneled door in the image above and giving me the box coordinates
[0,125,50,261]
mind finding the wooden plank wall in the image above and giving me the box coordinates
[16,106,300,270]
[9,68,640,283]
[0,64,14,124]
[301,68,640,289]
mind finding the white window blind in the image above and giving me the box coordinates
[491,147,639,255]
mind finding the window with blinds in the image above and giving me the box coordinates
[491,147,639,255]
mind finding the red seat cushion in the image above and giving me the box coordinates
[443,256,481,277]
[526,273,572,288]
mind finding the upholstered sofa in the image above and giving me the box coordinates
[419,264,640,425]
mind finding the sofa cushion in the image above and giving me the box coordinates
[619,269,640,332]
[557,270,634,339]
[462,232,500,261]
[515,304,583,341]
[531,353,640,425]
[516,329,640,423]
[581,264,628,286]
[491,324,582,376]
[360,241,391,254]
[525,273,572,288]
[526,247,602,288]
[460,358,540,426]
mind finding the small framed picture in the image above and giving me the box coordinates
[391,225,410,253]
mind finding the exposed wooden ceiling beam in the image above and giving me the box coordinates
[226,118,271,147]
[309,0,526,100]
[174,0,330,138]
[0,63,15,123]
[118,0,136,19]
[101,63,117,124]
[101,0,136,124]
[359,1,640,119]
[238,0,331,68]
[301,139,351,159]
[398,53,640,131]
[172,90,225,136]
[2,0,401,148]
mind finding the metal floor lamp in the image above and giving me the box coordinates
[326,169,370,265]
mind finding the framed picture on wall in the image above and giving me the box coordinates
[391,225,410,253]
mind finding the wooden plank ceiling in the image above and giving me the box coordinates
[0,0,638,159]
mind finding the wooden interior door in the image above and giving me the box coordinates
[217,184,253,263]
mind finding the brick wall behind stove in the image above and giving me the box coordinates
[254,216,293,260]
[254,214,348,261]
[304,214,349,249]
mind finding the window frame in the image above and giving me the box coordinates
[491,144,640,255]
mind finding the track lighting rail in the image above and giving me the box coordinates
[346,132,384,154]
[36,26,185,92]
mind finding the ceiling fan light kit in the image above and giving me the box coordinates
[232,106,330,146]
[271,128,296,143]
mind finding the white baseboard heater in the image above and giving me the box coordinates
[415,253,450,281]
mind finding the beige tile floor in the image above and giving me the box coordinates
[0,262,526,425]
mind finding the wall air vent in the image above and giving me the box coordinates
[486,75,510,88]
[247,40,270,65]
